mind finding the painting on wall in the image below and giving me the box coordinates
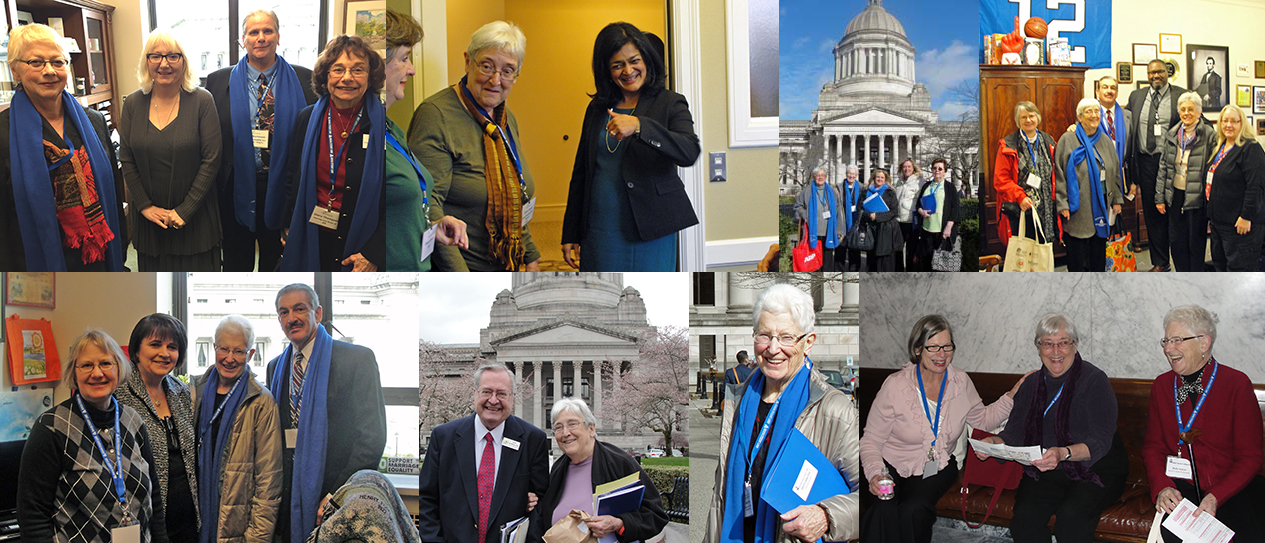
[343,0,385,52]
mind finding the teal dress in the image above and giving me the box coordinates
[580,107,677,271]
[386,118,434,271]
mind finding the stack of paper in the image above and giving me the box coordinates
[593,473,644,543]
[501,516,528,543]
[967,438,1044,465]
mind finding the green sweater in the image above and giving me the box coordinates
[407,86,540,271]
[386,118,431,271]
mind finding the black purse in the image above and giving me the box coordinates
[846,217,876,251]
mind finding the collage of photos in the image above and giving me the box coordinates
[0,0,1263,542]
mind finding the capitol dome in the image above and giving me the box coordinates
[844,0,906,37]
[829,0,916,97]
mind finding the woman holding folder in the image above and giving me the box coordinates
[704,284,859,543]
[530,397,667,541]
[860,169,903,272]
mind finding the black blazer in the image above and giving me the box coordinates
[282,104,386,269]
[419,414,550,543]
[529,440,668,542]
[1125,83,1187,175]
[205,63,318,218]
[1205,141,1265,225]
[912,179,960,246]
[562,88,701,244]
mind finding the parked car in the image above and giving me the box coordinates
[645,448,665,458]
[820,369,848,392]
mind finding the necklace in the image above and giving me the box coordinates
[332,106,354,139]
[604,105,636,153]
[152,94,178,126]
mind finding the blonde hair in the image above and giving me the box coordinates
[1013,101,1041,127]
[1215,104,1256,147]
[8,24,68,81]
[61,328,130,392]
[467,21,526,66]
[137,30,198,93]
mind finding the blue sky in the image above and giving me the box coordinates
[780,0,979,121]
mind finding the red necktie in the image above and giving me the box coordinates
[1106,109,1115,140]
[477,433,496,543]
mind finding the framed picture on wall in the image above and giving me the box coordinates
[1239,85,1252,108]
[1132,43,1157,65]
[1256,61,1265,78]
[343,0,385,52]
[1117,63,1132,84]
[5,272,54,308]
[1187,45,1229,113]
[1257,117,1264,136]
[1254,86,1265,115]
[1159,33,1182,54]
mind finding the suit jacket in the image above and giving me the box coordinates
[1125,83,1187,186]
[562,88,701,244]
[1199,71,1223,108]
[265,339,387,540]
[419,414,550,543]
[206,63,318,223]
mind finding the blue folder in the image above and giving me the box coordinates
[920,193,937,212]
[596,484,644,517]
[760,428,850,515]
[863,192,890,213]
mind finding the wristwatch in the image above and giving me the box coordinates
[1062,447,1072,461]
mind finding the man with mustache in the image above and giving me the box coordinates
[419,364,549,543]
[1125,60,1188,272]
[267,282,386,542]
[207,10,318,272]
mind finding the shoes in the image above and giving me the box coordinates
[1147,265,1170,272]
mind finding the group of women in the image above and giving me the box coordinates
[995,95,1265,272]
[794,158,959,272]
[859,306,1265,543]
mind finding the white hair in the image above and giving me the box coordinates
[467,20,526,66]
[550,397,596,426]
[214,315,256,347]
[752,284,815,335]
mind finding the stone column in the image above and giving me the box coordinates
[906,135,913,165]
[878,135,886,170]
[593,360,603,431]
[848,135,856,168]
[553,361,562,412]
[533,361,542,429]
[572,361,581,401]
[863,135,871,182]
[513,360,523,416]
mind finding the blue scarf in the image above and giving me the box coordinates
[268,324,332,543]
[195,366,252,543]
[229,56,307,231]
[720,358,815,543]
[863,184,891,213]
[806,184,839,250]
[1065,122,1111,238]
[9,89,122,271]
[280,95,386,271]
[842,181,860,232]
[1105,103,1127,194]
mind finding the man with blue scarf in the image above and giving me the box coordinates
[207,10,318,273]
[266,283,386,542]
[1055,98,1124,272]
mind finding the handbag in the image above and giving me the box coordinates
[1003,208,1055,272]
[960,428,1023,528]
[1106,223,1136,272]
[931,236,961,272]
[791,222,823,272]
[846,219,876,251]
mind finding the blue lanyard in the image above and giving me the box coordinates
[745,360,811,482]
[1043,379,1065,417]
[197,373,248,444]
[916,364,947,448]
[325,103,365,207]
[386,132,427,207]
[1023,134,1043,172]
[459,78,526,190]
[75,393,127,507]
[1174,360,1218,446]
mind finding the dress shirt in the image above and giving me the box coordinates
[474,418,505,483]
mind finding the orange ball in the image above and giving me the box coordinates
[1024,17,1048,39]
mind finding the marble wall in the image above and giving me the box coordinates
[859,273,1265,383]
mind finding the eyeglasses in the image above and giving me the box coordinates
[330,66,368,78]
[146,53,184,63]
[753,333,807,347]
[476,60,518,82]
[215,346,251,360]
[1038,340,1076,351]
[1160,335,1203,347]
[76,361,116,374]
[922,344,956,353]
[553,420,586,434]
[477,388,512,401]
[18,58,68,70]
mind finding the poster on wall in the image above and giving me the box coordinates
[980,0,1111,68]
[0,388,54,441]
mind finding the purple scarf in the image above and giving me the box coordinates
[1021,352,1101,485]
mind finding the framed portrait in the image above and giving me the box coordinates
[1159,33,1182,55]
[1187,45,1229,114]
[1257,61,1265,79]
[343,0,386,52]
[1132,43,1157,65]
[1254,86,1265,115]
[1239,85,1252,108]
[1116,62,1132,84]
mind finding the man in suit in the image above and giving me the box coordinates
[1126,60,1187,272]
[207,10,319,272]
[419,365,549,543]
[1200,57,1222,109]
[267,283,386,542]
[1095,76,1130,208]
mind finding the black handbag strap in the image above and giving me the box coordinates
[960,483,1007,529]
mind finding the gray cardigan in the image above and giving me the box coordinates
[1156,120,1217,211]
[1055,129,1123,239]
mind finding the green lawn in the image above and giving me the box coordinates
[641,457,689,466]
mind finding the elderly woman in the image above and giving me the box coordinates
[893,160,922,270]
[120,30,222,271]
[529,398,668,541]
[1204,104,1265,271]
[1155,92,1217,272]
[281,35,386,271]
[859,315,1027,543]
[560,22,700,271]
[794,165,845,272]
[308,470,422,543]
[911,158,959,271]
[192,315,282,542]
[837,165,864,271]
[704,284,858,542]
[115,313,200,543]
[1055,98,1123,272]
[409,21,541,271]
[0,23,125,271]
[861,169,902,272]
[977,313,1128,543]
[1142,305,1265,542]
[995,101,1059,245]
[383,9,467,271]
[18,330,168,542]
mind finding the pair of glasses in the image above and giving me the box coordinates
[1159,335,1203,347]
[146,53,184,63]
[477,388,512,401]
[476,61,518,82]
[1038,340,1076,351]
[76,361,116,373]
[753,333,807,347]
[553,420,586,434]
[215,346,251,360]
[329,66,368,78]
[922,344,955,353]
[18,58,68,70]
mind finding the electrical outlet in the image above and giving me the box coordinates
[709,152,726,182]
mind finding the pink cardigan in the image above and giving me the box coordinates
[860,363,1014,480]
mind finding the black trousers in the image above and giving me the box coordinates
[1062,234,1107,272]
[860,457,959,543]
[1160,475,1265,543]
[914,230,945,272]
[1167,190,1208,272]
[1010,434,1128,543]
[898,222,914,271]
[222,171,283,272]
[1209,220,1265,272]
[867,251,896,272]
[815,236,838,272]
[1138,153,1171,268]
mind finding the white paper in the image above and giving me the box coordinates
[500,516,528,543]
[1161,498,1234,543]
[792,460,818,501]
[968,438,1044,465]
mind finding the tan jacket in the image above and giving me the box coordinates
[193,374,284,543]
[705,367,860,542]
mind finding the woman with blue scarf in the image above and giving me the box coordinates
[192,315,281,542]
[0,23,126,271]
[704,284,858,543]
[794,165,845,272]
[280,35,386,272]
[861,169,902,272]
[1055,98,1123,272]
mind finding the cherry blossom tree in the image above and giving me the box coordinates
[601,325,690,453]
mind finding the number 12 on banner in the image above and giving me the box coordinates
[1010,0,1087,65]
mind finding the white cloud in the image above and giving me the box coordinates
[793,36,812,50]
[818,38,837,54]
[936,102,972,120]
[917,40,976,102]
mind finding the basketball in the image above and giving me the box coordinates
[1024,17,1048,39]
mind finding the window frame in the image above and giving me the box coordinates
[148,0,330,77]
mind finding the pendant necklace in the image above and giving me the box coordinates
[604,105,636,153]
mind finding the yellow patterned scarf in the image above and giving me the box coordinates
[454,83,524,270]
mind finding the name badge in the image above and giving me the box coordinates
[1166,455,1193,480]
[742,481,755,518]
[309,206,340,229]
[521,197,536,227]
[1205,171,1215,190]
[922,459,939,479]
[252,129,270,149]
[502,437,521,451]
[1026,172,1042,189]
[850,204,857,213]
[1176,164,1187,177]
[821,210,831,219]
[421,224,437,262]
[285,428,298,448]
[1154,124,1163,137]
[112,523,141,543]
[362,134,370,149]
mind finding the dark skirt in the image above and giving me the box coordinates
[138,247,221,272]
